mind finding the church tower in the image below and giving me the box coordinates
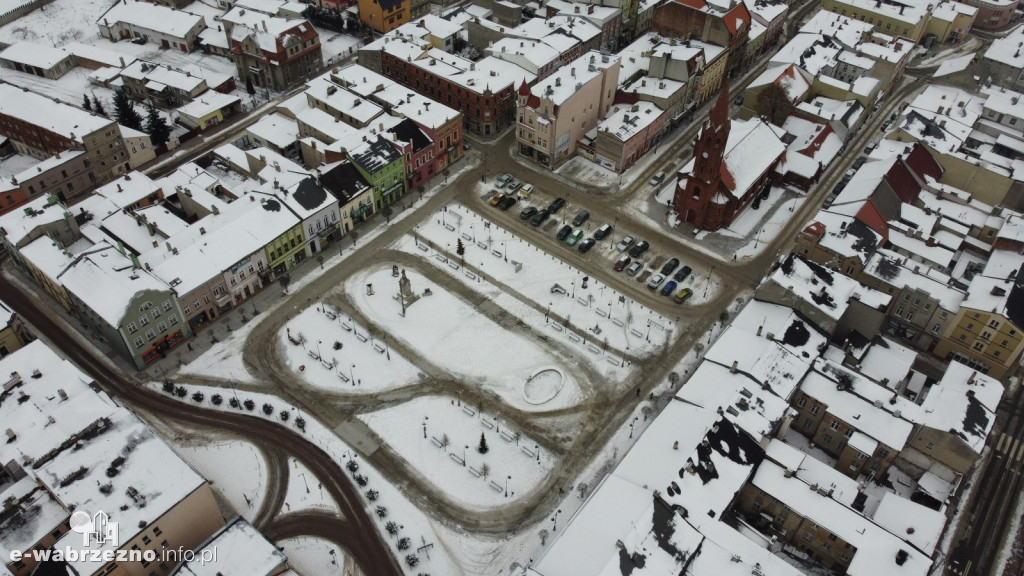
[674,82,732,229]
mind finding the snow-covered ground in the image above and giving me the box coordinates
[178,308,265,384]
[278,536,365,576]
[359,395,557,508]
[0,154,39,180]
[168,439,267,524]
[281,459,340,515]
[347,265,585,412]
[406,202,679,357]
[280,304,424,393]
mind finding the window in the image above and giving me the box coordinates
[967,323,974,331]
[169,315,178,326]
[810,404,819,415]
[974,341,985,351]
[158,322,167,333]
[830,420,840,431]
[878,449,889,459]
[903,294,911,301]
[139,301,152,312]
[823,434,833,445]
[895,308,904,317]
[134,337,143,348]
[152,309,161,319]
[184,307,191,315]
[163,301,172,311]
[128,322,138,334]
[194,300,200,310]
[146,330,155,341]
[932,324,942,334]
[797,397,807,407]
[153,526,162,536]
[142,535,151,545]
[140,316,149,326]
[804,532,813,541]
[906,312,914,322]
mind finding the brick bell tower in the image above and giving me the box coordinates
[674,81,731,229]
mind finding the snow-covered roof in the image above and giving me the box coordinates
[919,362,1001,455]
[769,255,891,320]
[58,243,172,326]
[932,0,977,20]
[731,300,829,359]
[526,50,618,106]
[704,326,813,400]
[797,96,864,125]
[332,64,398,98]
[169,518,286,576]
[803,360,915,450]
[748,64,811,102]
[485,37,561,69]
[0,83,113,143]
[380,85,460,130]
[0,195,70,246]
[598,101,663,142]
[176,92,242,121]
[871,492,946,556]
[98,1,206,38]
[76,173,163,221]
[984,24,1024,70]
[751,462,932,576]
[770,33,840,75]
[13,150,87,184]
[981,85,1024,122]
[121,60,207,93]
[246,112,300,149]
[0,42,71,70]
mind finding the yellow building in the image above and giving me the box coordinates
[823,0,930,42]
[934,299,1024,380]
[0,299,30,358]
[925,1,977,42]
[358,0,410,33]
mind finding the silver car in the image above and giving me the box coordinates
[616,235,636,252]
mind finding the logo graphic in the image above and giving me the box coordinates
[69,510,119,547]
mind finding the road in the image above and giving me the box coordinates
[948,385,1024,576]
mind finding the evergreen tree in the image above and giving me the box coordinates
[456,238,465,257]
[112,88,143,131]
[91,94,107,118]
[477,432,489,454]
[245,76,256,96]
[144,101,171,146]
[82,94,91,111]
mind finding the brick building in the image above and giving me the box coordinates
[226,13,322,91]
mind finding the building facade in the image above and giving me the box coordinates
[229,20,323,91]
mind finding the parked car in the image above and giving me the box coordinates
[832,180,848,195]
[734,93,745,106]
[578,238,596,252]
[660,280,678,296]
[673,288,694,304]
[626,260,644,276]
[530,209,551,226]
[629,240,650,258]
[616,235,635,251]
[649,171,666,186]
[507,180,523,192]
[495,173,512,187]
[852,156,867,170]
[490,192,506,206]
[520,206,538,220]
[518,183,534,197]
[566,229,584,246]
[864,141,879,154]
[572,210,590,226]
[673,265,692,282]
[556,225,573,241]
[548,197,567,212]
[660,257,680,275]
[594,223,613,240]
[614,255,632,271]
[498,195,518,210]
[647,274,665,289]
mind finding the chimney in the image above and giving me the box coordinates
[212,204,219,215]
[274,161,280,172]
[117,183,123,192]
[730,360,738,373]
[57,389,68,401]
[200,227,206,235]
[262,20,268,32]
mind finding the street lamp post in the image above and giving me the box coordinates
[299,471,309,493]
[505,475,512,497]
[463,445,468,467]
[629,416,639,438]
[552,509,562,531]
[317,340,322,359]
[423,416,428,439]
[350,363,356,386]
[703,266,716,299]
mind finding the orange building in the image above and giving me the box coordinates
[358,0,410,33]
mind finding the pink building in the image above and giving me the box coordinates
[593,101,666,172]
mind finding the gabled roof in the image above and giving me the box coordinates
[387,117,432,152]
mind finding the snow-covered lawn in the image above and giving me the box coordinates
[282,459,340,516]
[168,439,267,524]
[318,30,363,64]
[280,304,424,393]
[407,202,677,357]
[278,536,365,576]
[347,265,584,412]
[152,381,461,575]
[359,395,557,508]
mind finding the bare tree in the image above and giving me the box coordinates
[539,529,549,545]
[755,83,796,126]
[480,463,491,479]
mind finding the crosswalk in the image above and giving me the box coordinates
[994,432,1024,469]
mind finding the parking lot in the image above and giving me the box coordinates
[477,174,718,311]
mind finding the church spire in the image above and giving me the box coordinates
[709,79,730,131]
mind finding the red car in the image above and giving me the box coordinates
[614,255,631,271]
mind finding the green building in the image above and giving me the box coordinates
[349,134,406,210]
